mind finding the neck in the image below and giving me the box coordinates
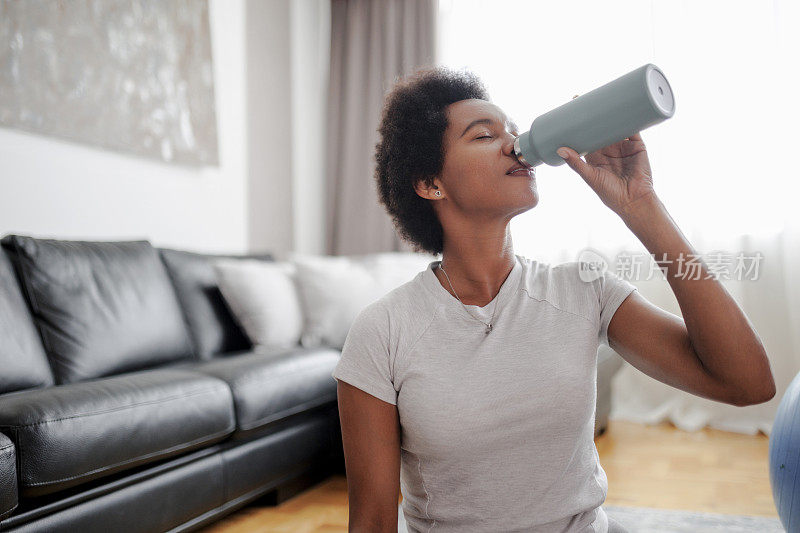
[435,219,516,307]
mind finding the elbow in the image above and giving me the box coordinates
[747,386,777,406]
[733,349,777,406]
[732,382,777,407]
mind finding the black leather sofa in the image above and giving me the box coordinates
[0,233,623,532]
[0,234,345,532]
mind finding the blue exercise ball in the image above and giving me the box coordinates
[770,370,800,532]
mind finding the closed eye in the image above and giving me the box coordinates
[476,135,492,140]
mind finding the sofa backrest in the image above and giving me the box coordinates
[0,235,195,385]
[0,248,54,394]
[158,248,273,359]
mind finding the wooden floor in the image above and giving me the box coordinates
[198,420,777,532]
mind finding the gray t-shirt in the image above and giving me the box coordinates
[332,254,637,532]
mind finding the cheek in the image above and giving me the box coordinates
[445,148,497,185]
[467,160,502,195]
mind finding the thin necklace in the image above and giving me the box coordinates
[438,263,499,334]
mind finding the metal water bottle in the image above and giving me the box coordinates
[512,63,675,168]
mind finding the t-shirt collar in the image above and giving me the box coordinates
[422,254,523,318]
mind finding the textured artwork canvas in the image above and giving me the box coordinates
[0,0,219,166]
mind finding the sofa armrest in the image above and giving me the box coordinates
[0,432,17,520]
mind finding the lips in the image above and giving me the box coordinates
[506,163,535,177]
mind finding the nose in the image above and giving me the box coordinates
[502,132,518,159]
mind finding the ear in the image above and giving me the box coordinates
[414,176,444,200]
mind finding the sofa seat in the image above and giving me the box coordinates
[176,347,339,436]
[0,432,16,520]
[0,368,235,498]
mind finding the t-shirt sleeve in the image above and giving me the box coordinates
[597,268,638,348]
[331,301,398,405]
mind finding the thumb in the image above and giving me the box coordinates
[557,147,597,183]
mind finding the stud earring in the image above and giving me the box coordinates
[434,191,442,197]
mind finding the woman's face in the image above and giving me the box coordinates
[431,98,539,218]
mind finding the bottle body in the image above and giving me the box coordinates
[513,63,675,168]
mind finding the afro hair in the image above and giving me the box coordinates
[374,67,489,256]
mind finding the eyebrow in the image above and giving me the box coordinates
[459,117,520,138]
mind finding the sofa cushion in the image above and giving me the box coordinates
[175,347,338,435]
[212,259,304,352]
[289,252,434,349]
[158,248,273,359]
[0,432,16,520]
[0,236,195,384]
[0,368,235,497]
[0,249,54,394]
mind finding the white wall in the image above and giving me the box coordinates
[290,0,330,257]
[245,0,293,257]
[0,0,330,257]
[245,0,330,259]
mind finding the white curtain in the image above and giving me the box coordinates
[438,0,800,436]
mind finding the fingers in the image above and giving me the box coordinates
[624,134,646,157]
[618,133,646,158]
[557,147,596,182]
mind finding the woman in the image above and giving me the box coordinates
[332,67,775,533]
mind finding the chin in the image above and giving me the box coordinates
[513,188,539,209]
[507,193,538,218]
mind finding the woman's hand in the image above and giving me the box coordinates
[556,132,657,217]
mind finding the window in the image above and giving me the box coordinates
[438,0,799,264]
